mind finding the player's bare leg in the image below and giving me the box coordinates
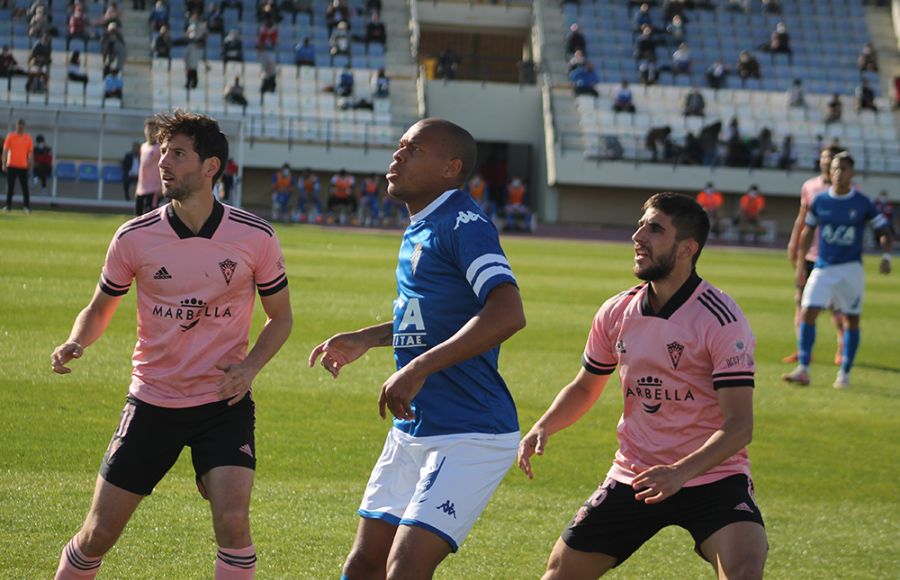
[542,537,617,580]
[343,517,398,580]
[384,524,451,580]
[699,521,767,580]
[55,476,143,579]
[203,466,255,578]
[831,309,846,366]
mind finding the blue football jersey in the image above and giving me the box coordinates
[806,188,887,268]
[392,189,519,437]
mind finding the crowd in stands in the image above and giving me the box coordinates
[564,0,899,171]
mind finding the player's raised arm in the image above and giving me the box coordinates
[518,368,610,479]
[308,321,394,378]
[51,286,123,374]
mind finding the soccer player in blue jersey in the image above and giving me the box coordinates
[308,118,526,579]
[783,152,892,388]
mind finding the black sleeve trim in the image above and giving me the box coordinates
[99,281,129,296]
[713,379,755,390]
[257,277,288,296]
[582,355,616,375]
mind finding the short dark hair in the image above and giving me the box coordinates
[155,110,228,182]
[823,144,845,157]
[418,118,477,186]
[832,151,855,168]
[643,192,710,266]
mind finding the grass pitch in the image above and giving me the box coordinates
[1,211,898,578]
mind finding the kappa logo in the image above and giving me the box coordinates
[410,243,423,275]
[239,444,254,458]
[436,500,457,519]
[453,210,487,230]
[219,258,237,285]
[667,341,684,369]
[153,266,172,280]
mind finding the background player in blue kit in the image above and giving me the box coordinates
[783,152,892,388]
[308,118,526,579]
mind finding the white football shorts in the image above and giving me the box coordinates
[801,261,865,315]
[357,427,519,551]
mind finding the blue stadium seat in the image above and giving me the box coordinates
[101,165,122,183]
[56,162,77,181]
[78,163,99,182]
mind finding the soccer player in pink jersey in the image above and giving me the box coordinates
[518,193,767,579]
[50,111,293,579]
[784,144,847,365]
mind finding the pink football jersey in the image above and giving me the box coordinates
[800,175,828,262]
[99,202,287,408]
[583,274,755,488]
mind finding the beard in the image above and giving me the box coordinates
[633,244,678,281]
[161,172,202,202]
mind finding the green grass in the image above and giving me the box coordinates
[1,211,898,578]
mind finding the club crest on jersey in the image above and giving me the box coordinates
[410,243,423,275]
[616,340,627,354]
[667,341,684,369]
[219,258,237,285]
[453,210,487,230]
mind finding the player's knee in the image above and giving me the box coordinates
[213,508,251,545]
[720,553,766,580]
[343,550,385,580]
[77,525,119,556]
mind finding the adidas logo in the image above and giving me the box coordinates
[239,444,253,458]
[153,267,172,280]
[733,502,755,513]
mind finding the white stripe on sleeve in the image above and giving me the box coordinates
[465,254,510,284]
[472,265,515,297]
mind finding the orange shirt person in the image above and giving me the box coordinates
[696,183,724,236]
[739,185,766,243]
[2,118,34,213]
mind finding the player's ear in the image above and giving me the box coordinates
[443,158,463,181]
[203,156,221,181]
[679,238,699,262]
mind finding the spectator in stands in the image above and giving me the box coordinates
[299,168,323,220]
[436,47,460,80]
[570,62,599,97]
[96,1,123,28]
[705,59,727,90]
[466,172,488,213]
[294,37,315,67]
[328,168,357,221]
[26,0,48,23]
[786,78,806,108]
[67,51,89,86]
[152,25,172,59]
[329,20,351,63]
[186,15,209,50]
[699,120,722,166]
[206,2,224,37]
[613,80,636,113]
[121,141,139,201]
[662,0,686,22]
[148,0,170,33]
[856,78,878,113]
[857,42,878,73]
[28,5,53,41]
[184,33,202,89]
[2,119,33,213]
[567,49,586,73]
[503,177,532,232]
[337,65,354,97]
[258,0,282,24]
[271,163,296,221]
[736,50,760,87]
[751,127,776,168]
[27,34,52,93]
[260,51,278,97]
[222,29,242,68]
[224,75,248,110]
[725,117,750,166]
[101,22,127,76]
[257,17,279,51]
[671,42,691,75]
[767,21,792,64]
[696,182,724,237]
[221,0,243,20]
[566,24,586,58]
[632,3,653,35]
[358,173,381,226]
[666,14,685,46]
[645,125,673,162]
[67,4,91,51]
[777,134,796,169]
[186,0,205,18]
[365,12,386,51]
[683,86,704,116]
[221,158,238,201]
[103,72,123,101]
[824,93,843,124]
[365,0,382,17]
[32,134,53,195]
[0,45,27,79]
[738,185,766,244]
[639,59,659,85]
[633,25,656,62]
[372,68,390,97]
[326,0,350,34]
[679,131,703,165]
[761,0,781,14]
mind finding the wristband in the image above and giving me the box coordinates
[883,253,892,261]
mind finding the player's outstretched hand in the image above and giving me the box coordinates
[631,463,687,504]
[378,366,425,421]
[517,426,548,480]
[51,341,84,374]
[308,331,370,379]
[215,360,257,406]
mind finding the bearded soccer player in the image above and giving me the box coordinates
[784,145,847,365]
[519,193,767,579]
[51,110,292,579]
[309,118,526,579]
[783,152,892,388]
